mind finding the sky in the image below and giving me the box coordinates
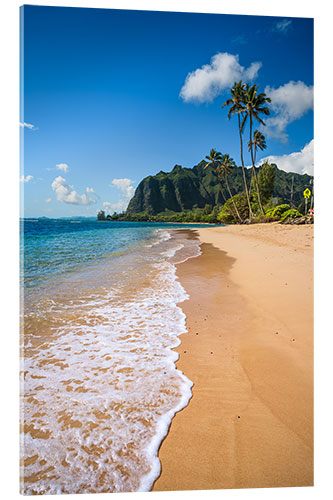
[20,5,314,217]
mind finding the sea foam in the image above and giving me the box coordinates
[21,229,199,494]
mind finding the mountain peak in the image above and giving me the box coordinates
[126,160,312,215]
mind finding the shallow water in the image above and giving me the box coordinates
[21,219,202,494]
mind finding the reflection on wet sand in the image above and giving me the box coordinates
[21,230,199,494]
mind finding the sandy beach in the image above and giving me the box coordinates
[153,223,313,491]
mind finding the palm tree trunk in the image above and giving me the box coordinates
[238,113,253,219]
[248,167,254,196]
[249,115,265,215]
[248,149,256,197]
[225,176,242,222]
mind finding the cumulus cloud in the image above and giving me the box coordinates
[45,198,52,203]
[110,178,135,200]
[258,139,314,176]
[86,187,96,194]
[102,178,136,214]
[102,200,128,214]
[180,52,262,103]
[56,163,69,173]
[19,122,36,130]
[264,81,313,141]
[51,176,97,205]
[20,175,33,183]
[274,19,292,33]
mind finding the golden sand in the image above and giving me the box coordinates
[153,223,313,491]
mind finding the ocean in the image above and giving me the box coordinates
[20,218,208,494]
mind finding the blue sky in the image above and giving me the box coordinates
[21,5,314,217]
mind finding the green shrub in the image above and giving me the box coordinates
[265,204,290,218]
[280,208,302,222]
[217,193,249,224]
[258,162,276,205]
[263,197,275,212]
[200,214,214,223]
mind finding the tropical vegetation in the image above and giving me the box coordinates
[98,78,313,224]
[280,208,303,223]
[265,204,291,218]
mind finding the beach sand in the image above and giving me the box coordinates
[153,223,313,491]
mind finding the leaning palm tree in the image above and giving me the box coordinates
[204,148,225,202]
[243,83,271,215]
[247,130,267,197]
[248,130,267,164]
[205,149,238,222]
[217,154,243,222]
[205,148,223,168]
[222,81,253,219]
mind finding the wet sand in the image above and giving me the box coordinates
[153,223,313,491]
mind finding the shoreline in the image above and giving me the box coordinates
[153,223,313,491]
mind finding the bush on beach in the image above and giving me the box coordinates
[217,193,250,224]
[265,204,291,218]
[280,208,302,223]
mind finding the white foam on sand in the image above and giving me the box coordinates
[21,230,199,494]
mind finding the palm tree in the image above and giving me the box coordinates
[248,130,267,164]
[205,149,238,222]
[247,130,267,197]
[204,148,225,202]
[222,81,253,219]
[243,83,271,215]
[217,154,243,222]
[205,148,223,167]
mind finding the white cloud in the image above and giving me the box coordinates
[51,176,97,205]
[102,178,136,214]
[56,163,69,173]
[264,81,313,141]
[103,200,128,214]
[180,52,262,103]
[110,178,135,200]
[20,175,33,183]
[19,122,36,130]
[45,198,52,203]
[259,139,314,176]
[274,19,292,33]
[86,187,96,194]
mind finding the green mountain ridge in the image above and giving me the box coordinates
[126,160,312,215]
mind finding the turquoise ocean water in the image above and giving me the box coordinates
[20,218,210,494]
